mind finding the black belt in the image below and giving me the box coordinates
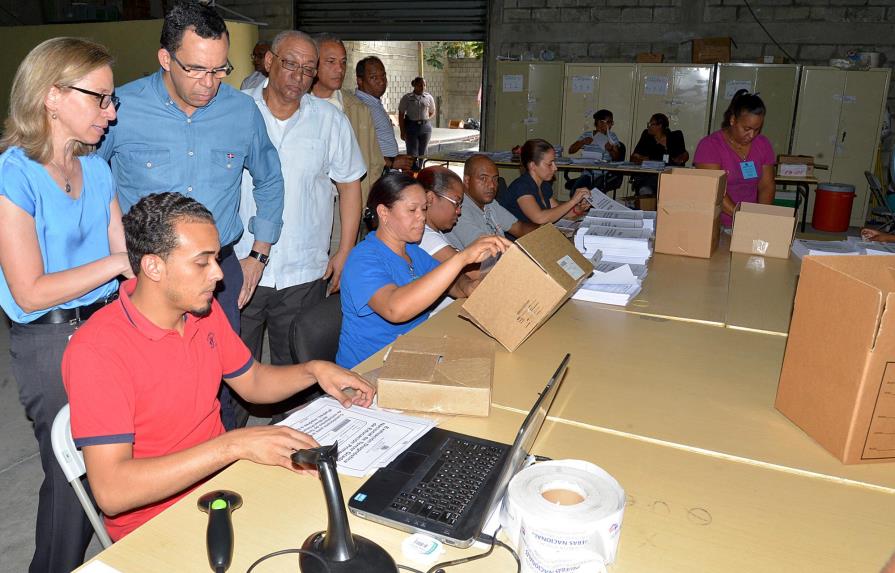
[31,292,120,325]
[407,119,429,125]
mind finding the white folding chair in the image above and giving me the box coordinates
[50,404,113,549]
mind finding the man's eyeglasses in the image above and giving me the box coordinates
[434,192,463,210]
[169,52,233,79]
[269,51,317,78]
[66,86,119,109]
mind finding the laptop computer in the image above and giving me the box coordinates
[348,354,570,548]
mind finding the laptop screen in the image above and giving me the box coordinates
[476,354,571,528]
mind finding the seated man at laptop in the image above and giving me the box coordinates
[445,155,537,248]
[62,193,374,541]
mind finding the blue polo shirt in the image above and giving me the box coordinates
[0,147,118,323]
[97,69,284,246]
[336,232,440,369]
[500,172,554,224]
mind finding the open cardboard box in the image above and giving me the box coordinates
[730,202,796,259]
[655,168,726,259]
[461,224,594,351]
[776,256,895,464]
[377,335,495,417]
[777,154,814,177]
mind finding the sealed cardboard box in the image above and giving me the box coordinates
[730,203,796,259]
[777,154,814,177]
[692,37,731,64]
[636,52,663,63]
[377,335,494,417]
[461,224,594,351]
[776,256,895,464]
[655,168,726,258]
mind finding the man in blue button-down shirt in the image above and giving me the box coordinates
[97,1,284,429]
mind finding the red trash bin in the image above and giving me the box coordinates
[812,183,855,232]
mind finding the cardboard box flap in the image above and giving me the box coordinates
[515,225,594,291]
[379,351,439,382]
[778,154,814,165]
[435,356,494,389]
[736,202,794,217]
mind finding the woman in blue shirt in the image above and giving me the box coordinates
[500,138,590,225]
[0,38,132,572]
[337,172,509,369]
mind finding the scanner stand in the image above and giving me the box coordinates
[292,443,398,573]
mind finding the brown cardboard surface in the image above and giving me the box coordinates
[730,203,796,259]
[655,168,726,258]
[377,335,494,416]
[776,256,895,463]
[461,225,593,351]
[777,154,815,177]
[635,52,663,63]
[692,37,731,64]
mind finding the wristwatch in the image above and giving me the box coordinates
[248,250,269,266]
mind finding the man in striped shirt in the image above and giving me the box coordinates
[354,56,413,171]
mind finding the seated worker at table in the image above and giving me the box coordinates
[860,228,895,243]
[337,172,510,369]
[446,155,538,248]
[498,139,590,225]
[62,193,374,541]
[567,109,625,192]
[417,165,464,262]
[630,113,689,195]
[694,89,775,228]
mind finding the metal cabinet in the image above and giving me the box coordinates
[791,67,891,226]
[632,64,714,162]
[710,63,800,158]
[560,63,636,156]
[491,61,565,151]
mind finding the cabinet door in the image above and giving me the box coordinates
[835,69,890,226]
[711,64,757,138]
[525,63,564,146]
[754,65,800,156]
[492,62,530,151]
[635,64,712,162]
[791,67,845,179]
[597,64,636,153]
[562,64,636,155]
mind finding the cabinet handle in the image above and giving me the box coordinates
[841,131,847,142]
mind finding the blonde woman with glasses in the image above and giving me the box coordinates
[0,37,131,572]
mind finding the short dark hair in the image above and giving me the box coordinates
[520,138,555,173]
[123,192,216,276]
[160,0,228,54]
[417,165,462,196]
[356,56,383,78]
[363,172,418,231]
[411,76,424,87]
[723,89,766,128]
[593,109,613,123]
[651,113,670,134]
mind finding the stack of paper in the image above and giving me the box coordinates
[586,189,631,212]
[584,209,656,232]
[571,251,643,306]
[575,225,653,265]
[845,236,895,255]
[578,144,609,162]
[278,397,436,477]
[791,239,862,260]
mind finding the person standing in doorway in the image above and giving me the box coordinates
[398,76,436,171]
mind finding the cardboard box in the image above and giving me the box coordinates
[777,154,814,178]
[758,55,785,64]
[377,335,494,417]
[692,37,731,64]
[636,52,664,63]
[776,256,895,464]
[730,203,796,259]
[655,168,726,258]
[461,225,594,351]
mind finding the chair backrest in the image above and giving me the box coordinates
[51,404,114,548]
[865,171,893,214]
[289,293,342,364]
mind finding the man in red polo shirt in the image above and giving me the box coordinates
[62,192,374,541]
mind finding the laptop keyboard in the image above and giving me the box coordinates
[389,438,504,527]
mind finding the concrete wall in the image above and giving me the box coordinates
[486,0,895,146]
[444,57,483,124]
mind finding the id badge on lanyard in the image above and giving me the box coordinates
[740,160,758,180]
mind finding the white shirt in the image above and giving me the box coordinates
[240,70,266,91]
[578,130,620,162]
[419,224,455,256]
[236,86,366,288]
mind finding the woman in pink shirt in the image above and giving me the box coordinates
[693,90,775,227]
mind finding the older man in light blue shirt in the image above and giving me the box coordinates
[97,1,284,430]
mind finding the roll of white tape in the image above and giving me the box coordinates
[500,460,625,572]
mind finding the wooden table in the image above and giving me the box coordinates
[776,175,819,232]
[725,251,800,335]
[78,412,895,573]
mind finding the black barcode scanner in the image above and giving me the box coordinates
[198,490,243,573]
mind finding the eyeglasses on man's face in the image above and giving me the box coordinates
[65,85,119,109]
[269,50,317,78]
[169,51,233,79]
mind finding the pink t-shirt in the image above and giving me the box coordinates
[693,130,775,226]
